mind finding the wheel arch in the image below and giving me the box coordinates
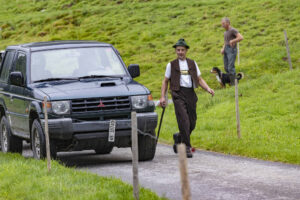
[0,101,7,119]
[28,101,43,138]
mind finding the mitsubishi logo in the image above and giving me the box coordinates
[97,99,105,107]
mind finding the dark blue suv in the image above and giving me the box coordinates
[0,41,157,161]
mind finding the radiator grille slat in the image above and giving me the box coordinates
[71,96,130,114]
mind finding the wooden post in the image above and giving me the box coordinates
[131,111,139,200]
[235,79,241,139]
[178,144,191,200]
[237,42,240,65]
[284,30,293,70]
[43,97,51,172]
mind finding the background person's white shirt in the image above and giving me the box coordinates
[165,59,201,88]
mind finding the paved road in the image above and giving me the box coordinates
[23,143,300,200]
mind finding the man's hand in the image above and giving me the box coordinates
[159,96,167,107]
[221,48,225,54]
[230,33,243,47]
[207,88,215,96]
[229,40,236,47]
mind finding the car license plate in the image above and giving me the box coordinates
[108,120,116,142]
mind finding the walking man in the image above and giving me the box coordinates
[221,17,244,85]
[160,38,214,158]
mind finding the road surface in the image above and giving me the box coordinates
[23,143,300,200]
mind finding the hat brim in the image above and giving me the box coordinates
[173,44,190,49]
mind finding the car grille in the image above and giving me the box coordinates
[71,96,131,114]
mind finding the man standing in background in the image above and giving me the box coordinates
[221,17,244,85]
[160,39,214,158]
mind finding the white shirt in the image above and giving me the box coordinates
[165,59,201,88]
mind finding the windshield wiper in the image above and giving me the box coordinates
[78,75,121,80]
[33,78,78,83]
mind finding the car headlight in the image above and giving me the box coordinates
[51,101,70,115]
[131,95,148,109]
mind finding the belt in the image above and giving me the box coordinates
[226,44,236,48]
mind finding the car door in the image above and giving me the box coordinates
[0,50,16,129]
[8,51,29,138]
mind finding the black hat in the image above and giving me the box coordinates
[173,38,190,49]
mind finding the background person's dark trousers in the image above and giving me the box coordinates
[171,87,198,148]
[224,45,237,85]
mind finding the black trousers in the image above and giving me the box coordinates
[171,87,198,148]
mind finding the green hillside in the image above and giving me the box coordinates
[0,0,299,164]
[0,0,299,97]
[157,69,300,164]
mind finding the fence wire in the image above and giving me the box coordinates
[47,112,159,141]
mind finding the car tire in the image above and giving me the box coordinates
[94,144,113,154]
[31,119,57,159]
[0,116,22,154]
[138,130,157,161]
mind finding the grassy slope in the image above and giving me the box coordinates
[0,0,299,164]
[157,69,300,164]
[0,0,299,98]
[0,153,166,200]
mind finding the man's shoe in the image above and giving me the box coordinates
[186,147,193,158]
[173,133,181,154]
[173,144,177,154]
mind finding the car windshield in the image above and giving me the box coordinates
[30,47,126,82]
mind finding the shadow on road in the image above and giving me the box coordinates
[57,150,133,168]
[23,143,133,168]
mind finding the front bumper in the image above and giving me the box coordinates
[41,112,158,140]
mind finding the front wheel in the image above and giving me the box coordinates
[138,130,157,161]
[0,116,22,154]
[31,119,57,159]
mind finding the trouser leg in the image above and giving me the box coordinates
[172,88,197,148]
[185,89,198,134]
[225,45,237,85]
[172,93,191,147]
[223,51,229,73]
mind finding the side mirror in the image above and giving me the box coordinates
[0,51,4,64]
[128,64,140,78]
[10,71,24,87]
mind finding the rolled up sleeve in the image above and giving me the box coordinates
[165,63,171,79]
[195,61,201,77]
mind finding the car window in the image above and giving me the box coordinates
[30,47,126,82]
[0,51,15,82]
[14,52,27,82]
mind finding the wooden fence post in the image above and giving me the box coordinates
[43,97,51,172]
[131,111,139,200]
[178,144,191,200]
[284,30,293,70]
[235,79,241,139]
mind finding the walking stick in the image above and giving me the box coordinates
[156,106,166,145]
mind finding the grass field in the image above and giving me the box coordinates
[156,69,300,164]
[0,153,166,200]
[0,0,299,164]
[0,0,299,98]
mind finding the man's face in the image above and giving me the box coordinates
[221,20,229,29]
[175,46,187,60]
